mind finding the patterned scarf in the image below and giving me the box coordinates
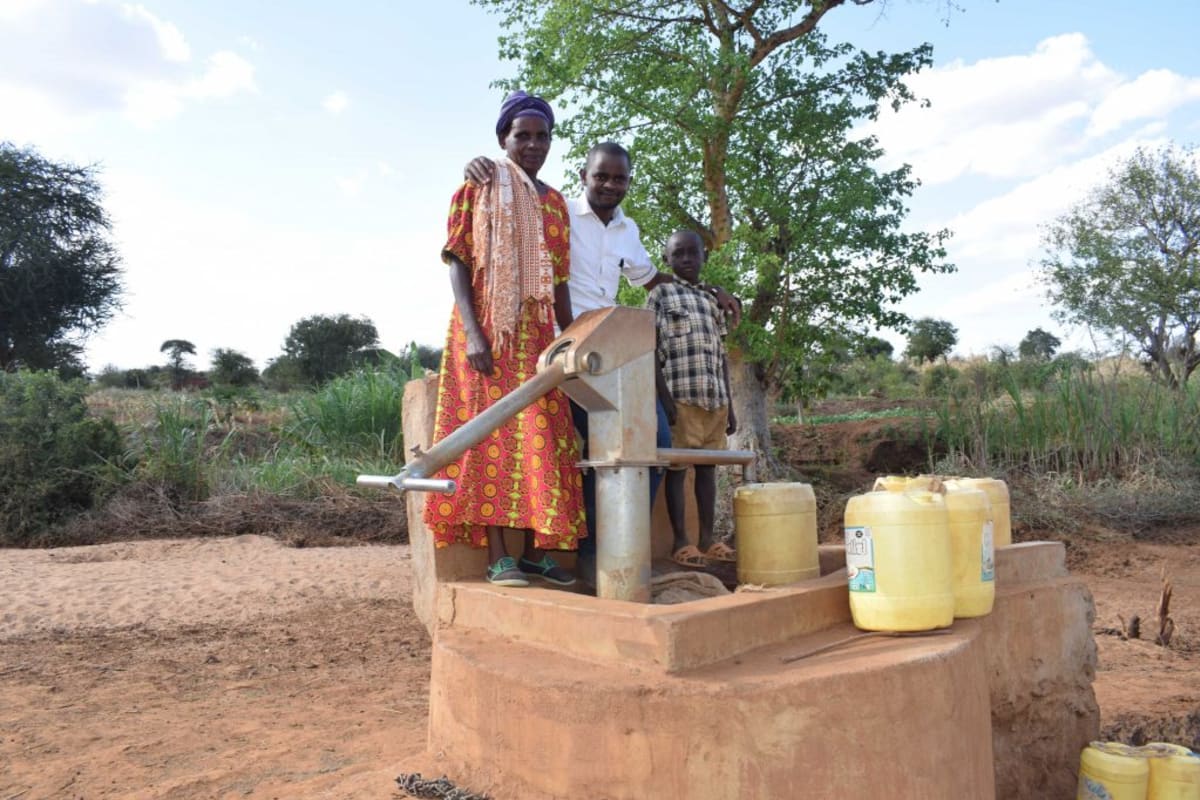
[472,157,554,353]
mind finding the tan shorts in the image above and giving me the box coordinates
[669,403,728,469]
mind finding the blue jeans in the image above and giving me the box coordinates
[572,398,671,558]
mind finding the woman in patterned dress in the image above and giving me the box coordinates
[423,91,585,587]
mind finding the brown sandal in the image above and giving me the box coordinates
[670,544,708,568]
[704,542,737,563]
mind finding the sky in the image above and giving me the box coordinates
[2,0,1198,373]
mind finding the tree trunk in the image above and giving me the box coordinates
[728,348,785,480]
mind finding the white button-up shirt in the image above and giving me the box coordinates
[567,194,657,319]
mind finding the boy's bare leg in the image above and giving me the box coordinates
[665,468,689,554]
[694,464,717,552]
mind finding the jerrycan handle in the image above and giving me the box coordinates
[906,490,944,506]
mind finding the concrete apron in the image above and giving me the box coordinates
[419,549,993,800]
[409,542,1098,800]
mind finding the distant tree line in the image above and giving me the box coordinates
[91,319,442,393]
[7,136,1197,404]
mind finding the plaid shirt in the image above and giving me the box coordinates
[647,278,729,410]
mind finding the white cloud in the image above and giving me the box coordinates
[122,51,256,127]
[0,83,93,144]
[1088,69,1200,137]
[0,2,255,132]
[865,33,1200,186]
[189,51,256,98]
[322,90,350,114]
[336,171,368,197]
[941,136,1165,262]
[0,0,46,22]
[120,3,190,62]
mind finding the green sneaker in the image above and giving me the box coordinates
[486,556,529,587]
[519,555,577,587]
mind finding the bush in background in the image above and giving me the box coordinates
[285,366,407,461]
[210,348,260,387]
[0,371,126,544]
[128,397,232,503]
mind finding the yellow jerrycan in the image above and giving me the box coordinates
[1141,742,1200,800]
[1077,741,1150,800]
[843,489,954,631]
[946,477,1012,548]
[874,474,940,492]
[942,484,996,618]
[734,482,819,587]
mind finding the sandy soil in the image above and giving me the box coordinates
[1,533,1197,799]
[0,536,429,800]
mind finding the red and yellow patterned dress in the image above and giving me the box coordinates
[423,181,586,550]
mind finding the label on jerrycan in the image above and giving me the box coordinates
[981,520,995,582]
[845,526,876,592]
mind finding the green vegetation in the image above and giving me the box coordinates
[479,0,953,467]
[792,345,1200,537]
[777,407,928,425]
[282,313,380,386]
[905,318,959,365]
[0,371,125,544]
[934,364,1200,478]
[1041,144,1200,389]
[4,364,414,545]
[1,143,123,376]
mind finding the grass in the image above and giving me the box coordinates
[934,368,1200,479]
[774,406,931,425]
[60,356,1200,546]
[88,368,408,496]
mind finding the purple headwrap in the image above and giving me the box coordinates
[495,90,554,137]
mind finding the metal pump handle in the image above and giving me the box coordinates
[355,474,456,494]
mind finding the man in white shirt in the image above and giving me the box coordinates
[465,142,739,582]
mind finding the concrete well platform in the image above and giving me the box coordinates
[426,571,993,799]
[399,377,1099,799]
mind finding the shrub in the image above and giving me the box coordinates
[263,356,306,392]
[831,356,920,399]
[131,398,232,503]
[921,363,960,398]
[285,366,407,461]
[210,348,260,387]
[0,371,126,543]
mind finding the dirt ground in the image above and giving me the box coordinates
[1,530,1197,800]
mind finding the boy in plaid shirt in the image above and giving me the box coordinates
[647,230,737,567]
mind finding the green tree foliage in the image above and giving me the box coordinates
[920,362,960,397]
[857,335,895,360]
[1018,327,1061,362]
[477,0,953,463]
[403,342,444,373]
[262,355,304,392]
[904,317,957,363]
[1,143,123,374]
[160,339,197,390]
[209,348,259,387]
[282,314,380,385]
[1041,144,1200,388]
[0,371,125,543]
